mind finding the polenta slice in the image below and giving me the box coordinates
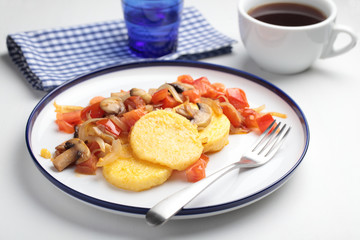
[102,140,172,191]
[130,110,203,171]
[199,113,230,153]
[103,157,172,192]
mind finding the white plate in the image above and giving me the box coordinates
[26,61,309,219]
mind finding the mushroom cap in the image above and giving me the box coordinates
[100,97,125,115]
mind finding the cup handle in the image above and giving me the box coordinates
[321,25,358,59]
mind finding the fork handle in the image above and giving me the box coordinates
[145,162,240,226]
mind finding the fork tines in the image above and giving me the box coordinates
[252,120,291,158]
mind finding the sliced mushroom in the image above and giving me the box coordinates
[130,88,152,104]
[52,138,90,171]
[157,83,183,103]
[175,103,197,120]
[169,82,194,93]
[175,102,212,130]
[100,97,126,115]
[111,91,130,101]
[192,103,213,130]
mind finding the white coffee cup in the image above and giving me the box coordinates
[238,0,357,74]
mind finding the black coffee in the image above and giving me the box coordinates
[248,3,327,27]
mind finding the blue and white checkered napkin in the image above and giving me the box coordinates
[7,7,236,91]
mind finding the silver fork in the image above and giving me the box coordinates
[146,120,291,226]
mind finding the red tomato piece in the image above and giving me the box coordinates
[124,96,146,111]
[225,88,249,110]
[202,86,225,99]
[182,89,201,103]
[177,75,194,84]
[96,118,121,136]
[211,82,226,93]
[55,119,75,134]
[75,154,98,175]
[161,95,180,108]
[151,89,169,104]
[256,113,275,133]
[81,102,105,121]
[56,110,82,126]
[241,108,260,129]
[121,108,147,129]
[89,96,105,105]
[186,154,210,182]
[221,103,243,128]
[192,77,224,99]
[192,77,212,96]
[86,141,101,155]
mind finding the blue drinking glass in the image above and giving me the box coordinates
[122,0,183,58]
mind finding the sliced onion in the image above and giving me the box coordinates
[93,136,107,152]
[229,125,250,134]
[200,97,223,115]
[78,117,115,148]
[78,118,101,141]
[157,83,183,103]
[253,104,266,113]
[218,95,229,103]
[109,115,128,132]
[92,126,115,144]
[96,140,132,167]
[148,88,157,95]
[111,91,130,102]
[144,104,154,112]
[269,112,287,118]
[220,102,243,120]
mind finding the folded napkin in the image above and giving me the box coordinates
[7,7,236,91]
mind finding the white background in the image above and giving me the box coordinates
[0,0,359,239]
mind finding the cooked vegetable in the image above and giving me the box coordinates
[89,96,106,105]
[186,154,209,182]
[100,97,125,115]
[49,74,286,191]
[55,109,82,133]
[124,96,146,111]
[256,113,275,133]
[130,88,152,104]
[55,118,76,134]
[75,154,98,175]
[157,83,183,103]
[121,108,147,130]
[81,102,105,121]
[177,74,194,84]
[191,103,213,130]
[182,89,201,103]
[151,88,169,104]
[220,102,243,128]
[225,88,249,110]
[96,119,121,137]
[169,82,194,93]
[53,138,90,171]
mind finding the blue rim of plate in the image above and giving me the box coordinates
[25,60,309,217]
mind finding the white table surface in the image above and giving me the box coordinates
[1,0,359,239]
